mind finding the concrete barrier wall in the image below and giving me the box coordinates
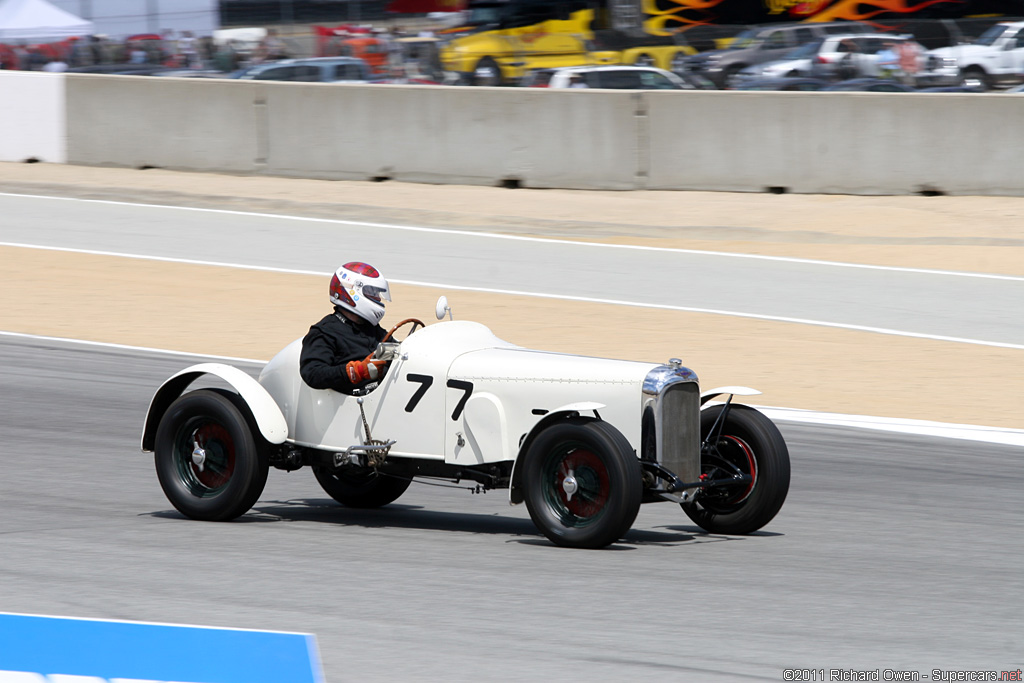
[644,90,1024,195]
[65,74,263,173]
[261,84,642,189]
[3,71,1022,195]
[0,73,66,164]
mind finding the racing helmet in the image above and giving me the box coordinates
[329,262,391,325]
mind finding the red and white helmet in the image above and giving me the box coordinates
[329,261,391,325]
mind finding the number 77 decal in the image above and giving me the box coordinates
[446,380,474,420]
[403,374,474,421]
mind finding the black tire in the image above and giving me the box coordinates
[684,404,789,534]
[959,67,989,91]
[154,389,269,521]
[722,64,745,89]
[522,419,642,549]
[670,51,689,74]
[313,466,412,508]
[472,57,503,86]
[633,53,654,67]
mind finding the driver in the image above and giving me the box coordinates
[299,261,392,395]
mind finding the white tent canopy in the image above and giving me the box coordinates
[0,0,93,42]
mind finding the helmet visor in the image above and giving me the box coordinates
[362,284,391,304]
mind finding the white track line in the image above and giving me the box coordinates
[4,241,1023,351]
[2,191,1022,281]
[2,330,1022,447]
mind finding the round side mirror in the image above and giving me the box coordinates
[435,295,450,321]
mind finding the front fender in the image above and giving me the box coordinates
[141,363,288,452]
[700,385,762,406]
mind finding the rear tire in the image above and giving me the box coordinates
[684,404,789,534]
[154,389,269,521]
[722,64,745,89]
[522,419,642,548]
[313,466,411,508]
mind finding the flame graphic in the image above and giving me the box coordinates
[802,0,957,22]
[641,0,731,33]
[642,0,969,33]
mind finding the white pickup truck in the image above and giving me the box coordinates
[929,21,1024,90]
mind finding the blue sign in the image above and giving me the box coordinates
[0,612,324,683]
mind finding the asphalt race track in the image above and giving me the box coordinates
[1,335,1020,681]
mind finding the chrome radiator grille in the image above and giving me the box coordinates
[655,381,700,483]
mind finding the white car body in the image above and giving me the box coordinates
[532,65,697,90]
[142,303,790,548]
[928,21,1024,89]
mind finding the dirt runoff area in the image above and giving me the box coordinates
[2,162,1023,430]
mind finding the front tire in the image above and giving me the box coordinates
[684,404,789,534]
[959,67,989,91]
[313,466,411,508]
[522,419,642,549]
[472,57,503,86]
[154,389,269,521]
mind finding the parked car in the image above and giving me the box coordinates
[928,20,1024,90]
[678,21,873,89]
[142,298,791,549]
[231,57,376,83]
[737,33,952,87]
[915,85,985,92]
[521,65,713,89]
[732,76,830,91]
[821,78,917,92]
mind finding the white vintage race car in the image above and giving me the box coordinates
[142,298,790,549]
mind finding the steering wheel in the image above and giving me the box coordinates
[381,318,425,344]
[359,318,425,364]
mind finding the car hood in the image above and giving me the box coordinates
[930,44,991,59]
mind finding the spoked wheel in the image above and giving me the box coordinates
[684,404,790,534]
[313,466,411,508]
[523,419,641,549]
[154,389,269,521]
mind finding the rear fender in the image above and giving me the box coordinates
[700,386,761,407]
[141,363,288,452]
[508,401,605,505]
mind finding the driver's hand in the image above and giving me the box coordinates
[346,359,387,383]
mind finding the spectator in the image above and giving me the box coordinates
[213,40,239,72]
[26,46,48,70]
[129,41,148,64]
[12,43,30,70]
[178,30,198,68]
[260,28,289,62]
[835,39,859,81]
[897,40,921,87]
[876,41,900,80]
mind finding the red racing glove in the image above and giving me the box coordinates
[346,359,387,384]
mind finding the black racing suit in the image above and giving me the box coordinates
[299,308,388,395]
